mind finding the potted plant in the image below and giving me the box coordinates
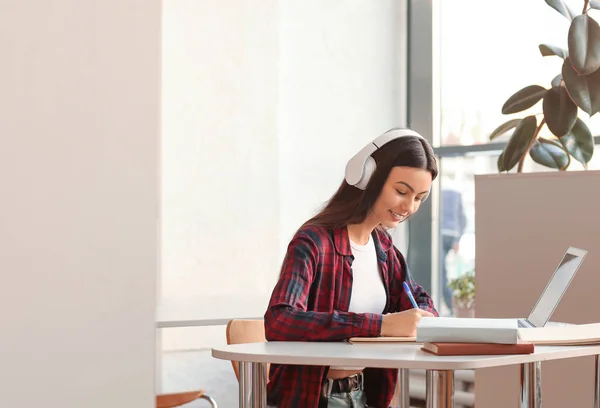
[490,0,600,172]
[448,271,475,318]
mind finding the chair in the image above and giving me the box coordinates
[225,319,268,381]
[156,390,218,407]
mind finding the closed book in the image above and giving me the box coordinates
[416,317,520,344]
[421,342,535,356]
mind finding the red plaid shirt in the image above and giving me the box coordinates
[264,225,437,408]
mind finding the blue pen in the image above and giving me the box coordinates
[403,281,419,309]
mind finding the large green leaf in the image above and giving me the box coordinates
[501,85,547,114]
[539,44,569,59]
[502,115,538,171]
[568,15,600,75]
[559,117,595,164]
[542,86,578,136]
[545,0,577,20]
[497,152,506,172]
[529,138,570,170]
[562,57,600,115]
[489,118,521,141]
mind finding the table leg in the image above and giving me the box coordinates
[594,355,600,408]
[239,361,267,408]
[425,369,454,408]
[519,361,541,408]
[398,369,410,408]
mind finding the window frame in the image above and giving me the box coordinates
[406,0,600,307]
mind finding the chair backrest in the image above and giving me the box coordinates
[155,390,205,408]
[225,319,268,381]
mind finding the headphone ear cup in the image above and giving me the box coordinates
[355,156,376,190]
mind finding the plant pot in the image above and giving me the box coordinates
[452,297,475,318]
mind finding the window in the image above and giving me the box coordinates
[408,0,600,315]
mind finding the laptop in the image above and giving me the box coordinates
[517,246,587,328]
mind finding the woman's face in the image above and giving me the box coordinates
[371,166,432,228]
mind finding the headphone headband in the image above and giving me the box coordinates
[344,128,425,190]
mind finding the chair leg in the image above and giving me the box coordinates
[200,394,218,408]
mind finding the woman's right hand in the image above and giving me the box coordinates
[381,308,434,337]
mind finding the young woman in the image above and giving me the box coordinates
[264,128,439,408]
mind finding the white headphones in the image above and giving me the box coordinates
[344,128,425,190]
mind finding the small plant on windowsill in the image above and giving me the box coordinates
[490,0,600,172]
[448,271,475,318]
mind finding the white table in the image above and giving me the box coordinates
[212,341,600,408]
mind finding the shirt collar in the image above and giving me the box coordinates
[333,226,392,259]
[374,228,393,253]
[333,226,352,256]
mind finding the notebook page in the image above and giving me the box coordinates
[518,322,600,345]
[348,336,416,343]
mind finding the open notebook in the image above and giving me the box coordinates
[518,322,600,345]
[348,336,415,344]
[349,317,517,344]
[349,321,600,346]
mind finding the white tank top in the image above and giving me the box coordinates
[331,235,386,371]
[348,236,386,314]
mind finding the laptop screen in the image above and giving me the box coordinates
[527,247,587,327]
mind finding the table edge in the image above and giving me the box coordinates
[211,342,600,370]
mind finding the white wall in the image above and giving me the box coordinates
[0,1,160,407]
[277,0,408,250]
[161,0,408,350]
[161,0,280,308]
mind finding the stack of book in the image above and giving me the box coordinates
[348,318,600,356]
[415,317,600,356]
[416,317,533,355]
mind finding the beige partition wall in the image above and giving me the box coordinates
[0,1,160,406]
[474,171,600,408]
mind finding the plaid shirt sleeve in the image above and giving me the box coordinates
[394,246,439,316]
[264,231,382,341]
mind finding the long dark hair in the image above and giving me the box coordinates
[303,130,438,230]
